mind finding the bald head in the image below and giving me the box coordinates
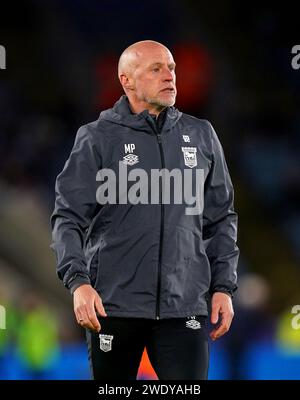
[118,40,177,115]
[118,40,172,78]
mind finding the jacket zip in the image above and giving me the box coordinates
[145,116,165,320]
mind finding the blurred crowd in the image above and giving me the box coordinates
[0,0,300,379]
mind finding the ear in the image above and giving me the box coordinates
[119,73,134,90]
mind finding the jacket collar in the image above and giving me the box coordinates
[99,95,182,132]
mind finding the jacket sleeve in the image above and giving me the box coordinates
[50,125,101,294]
[203,121,239,297]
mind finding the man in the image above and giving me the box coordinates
[50,40,239,380]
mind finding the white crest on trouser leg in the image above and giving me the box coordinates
[99,334,114,352]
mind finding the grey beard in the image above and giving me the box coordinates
[143,95,176,109]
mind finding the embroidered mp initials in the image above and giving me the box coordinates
[123,143,139,166]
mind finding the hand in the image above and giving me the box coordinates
[73,284,107,332]
[210,292,234,341]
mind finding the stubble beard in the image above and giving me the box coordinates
[142,92,176,111]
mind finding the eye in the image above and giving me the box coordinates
[152,68,160,72]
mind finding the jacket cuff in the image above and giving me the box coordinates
[210,285,237,299]
[68,274,91,295]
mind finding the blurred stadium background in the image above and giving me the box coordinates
[0,0,300,380]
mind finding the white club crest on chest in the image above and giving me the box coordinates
[181,146,197,168]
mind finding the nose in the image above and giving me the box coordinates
[163,68,174,82]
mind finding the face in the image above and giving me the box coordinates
[129,46,177,110]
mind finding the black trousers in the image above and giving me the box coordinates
[86,315,209,380]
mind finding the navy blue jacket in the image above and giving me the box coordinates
[50,95,239,319]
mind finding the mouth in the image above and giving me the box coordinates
[160,87,175,93]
